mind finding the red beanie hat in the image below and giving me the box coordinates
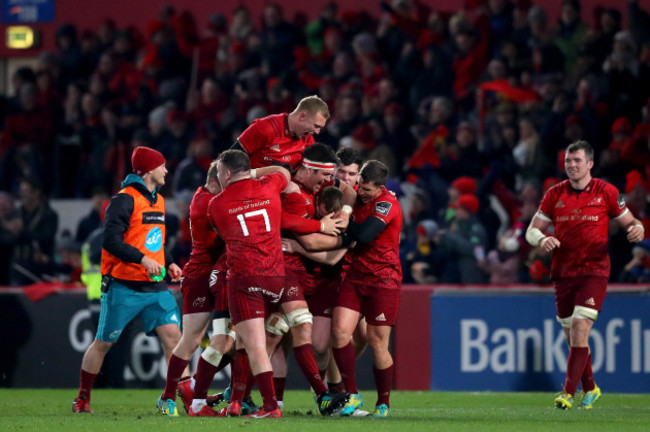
[451,176,478,195]
[455,194,480,214]
[132,146,166,176]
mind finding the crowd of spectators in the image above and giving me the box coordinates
[2,0,650,286]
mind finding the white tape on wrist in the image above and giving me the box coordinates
[525,227,546,247]
[250,168,257,179]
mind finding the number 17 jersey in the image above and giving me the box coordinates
[207,173,287,279]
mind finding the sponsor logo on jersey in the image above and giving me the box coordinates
[248,286,284,303]
[374,201,392,217]
[145,227,163,252]
[587,197,603,206]
[556,200,565,208]
[270,144,281,152]
[585,297,596,306]
[375,313,387,322]
[618,195,626,209]
[287,286,299,297]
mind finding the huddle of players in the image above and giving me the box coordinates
[158,141,401,418]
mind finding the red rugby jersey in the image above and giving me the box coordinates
[348,187,403,290]
[238,113,315,169]
[207,173,287,279]
[183,186,224,278]
[281,181,317,272]
[538,178,627,279]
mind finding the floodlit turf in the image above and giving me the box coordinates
[1,389,649,431]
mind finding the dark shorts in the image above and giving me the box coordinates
[337,278,401,326]
[181,272,214,314]
[228,276,284,325]
[208,265,229,313]
[279,268,306,304]
[554,275,608,319]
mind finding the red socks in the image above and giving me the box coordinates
[78,369,97,401]
[563,346,589,395]
[293,343,327,395]
[332,342,358,394]
[192,356,219,399]
[161,354,189,400]
[580,352,595,392]
[230,349,251,404]
[273,377,286,402]
[373,364,394,407]
[255,371,278,412]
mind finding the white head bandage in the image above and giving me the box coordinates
[302,158,336,170]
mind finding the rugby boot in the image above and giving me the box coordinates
[317,391,350,416]
[579,385,601,409]
[207,385,231,407]
[244,407,282,418]
[241,395,259,415]
[340,393,363,416]
[72,396,93,413]
[372,404,390,418]
[188,404,219,417]
[554,393,574,409]
[218,401,241,417]
[157,396,180,417]
[176,377,193,413]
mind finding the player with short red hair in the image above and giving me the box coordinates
[233,95,330,170]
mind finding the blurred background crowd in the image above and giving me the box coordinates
[2,0,650,287]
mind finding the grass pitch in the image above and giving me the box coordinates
[1,389,649,431]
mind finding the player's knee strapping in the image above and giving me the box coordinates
[556,315,572,328]
[201,346,223,367]
[556,306,598,328]
[212,317,236,340]
[265,314,290,335]
[284,308,313,328]
[572,305,598,321]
